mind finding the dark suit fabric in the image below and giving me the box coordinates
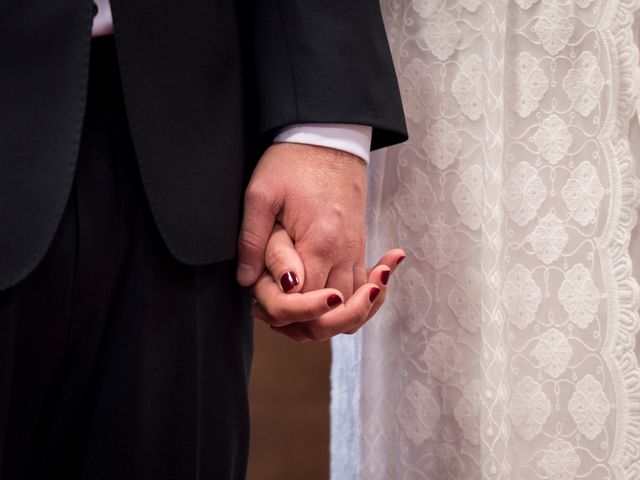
[0,38,253,479]
[0,0,407,289]
[0,1,406,477]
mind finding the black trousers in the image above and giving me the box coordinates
[0,37,252,480]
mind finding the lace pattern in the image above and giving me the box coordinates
[331,0,640,478]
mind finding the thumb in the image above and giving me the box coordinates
[236,185,279,286]
[265,224,305,293]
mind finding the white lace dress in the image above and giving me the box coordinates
[331,1,640,479]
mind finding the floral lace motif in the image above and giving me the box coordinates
[396,380,441,445]
[503,264,542,329]
[563,52,606,117]
[558,263,600,328]
[533,328,573,378]
[508,52,550,117]
[509,376,552,441]
[331,0,640,479]
[568,374,611,440]
[533,114,573,165]
[561,162,605,225]
[538,438,581,480]
[503,161,547,226]
[527,213,569,264]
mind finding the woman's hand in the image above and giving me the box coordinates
[250,224,405,342]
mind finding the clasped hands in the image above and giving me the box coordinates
[236,143,405,342]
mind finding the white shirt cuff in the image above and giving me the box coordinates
[91,0,114,37]
[274,124,373,164]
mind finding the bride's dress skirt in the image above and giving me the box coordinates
[332,1,640,479]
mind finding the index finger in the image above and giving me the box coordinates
[272,280,381,341]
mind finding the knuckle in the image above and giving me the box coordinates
[244,182,271,204]
[244,183,281,217]
[237,230,264,255]
[309,228,340,257]
[313,220,340,245]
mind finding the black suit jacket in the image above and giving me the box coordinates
[0,0,407,289]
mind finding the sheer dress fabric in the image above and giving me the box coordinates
[331,1,640,479]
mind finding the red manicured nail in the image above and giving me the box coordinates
[327,294,342,308]
[369,287,381,303]
[280,272,300,292]
[396,256,406,266]
[381,270,390,285]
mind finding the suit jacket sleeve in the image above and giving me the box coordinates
[246,0,408,150]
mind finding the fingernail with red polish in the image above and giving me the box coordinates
[327,294,342,308]
[396,256,406,266]
[381,270,390,285]
[369,287,381,303]
[280,272,300,292]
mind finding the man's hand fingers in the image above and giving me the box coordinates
[325,265,354,300]
[265,224,305,293]
[297,251,332,293]
[236,183,280,286]
[352,260,368,294]
[251,271,343,326]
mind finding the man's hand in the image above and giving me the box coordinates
[236,143,368,299]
